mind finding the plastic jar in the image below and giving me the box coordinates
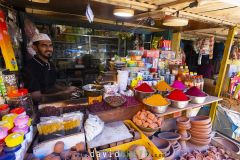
[14,115,29,127]
[5,132,24,147]
[10,107,26,116]
[12,125,29,135]
[7,89,34,116]
[2,114,18,124]
[0,127,8,144]
[0,104,9,118]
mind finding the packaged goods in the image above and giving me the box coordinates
[84,114,104,141]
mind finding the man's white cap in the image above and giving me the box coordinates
[32,33,51,42]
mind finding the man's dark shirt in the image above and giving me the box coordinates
[24,56,57,93]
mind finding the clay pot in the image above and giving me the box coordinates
[151,136,171,153]
[158,132,181,145]
[177,123,191,130]
[190,116,211,125]
[190,127,212,134]
[190,137,211,146]
[178,129,188,138]
[191,122,212,129]
[213,137,240,153]
[142,130,156,137]
[190,130,211,139]
[164,146,175,160]
[180,132,191,141]
[176,116,190,125]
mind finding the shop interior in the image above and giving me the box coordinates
[0,0,239,160]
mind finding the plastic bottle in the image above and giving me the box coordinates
[184,66,189,76]
[177,66,184,81]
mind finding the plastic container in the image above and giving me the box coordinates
[10,107,26,116]
[2,113,18,124]
[5,132,24,147]
[0,127,8,144]
[7,89,34,115]
[0,120,13,130]
[0,152,15,160]
[14,115,29,127]
[62,112,84,135]
[0,104,9,118]
[12,125,29,134]
[37,118,64,141]
[4,144,21,153]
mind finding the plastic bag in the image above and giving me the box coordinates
[84,114,104,141]
[62,111,84,135]
[37,118,64,141]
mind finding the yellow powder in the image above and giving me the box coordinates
[143,94,169,106]
[156,81,172,91]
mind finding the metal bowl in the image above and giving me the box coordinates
[189,95,207,104]
[104,96,127,108]
[134,89,156,102]
[143,100,170,114]
[167,97,191,109]
[82,84,104,97]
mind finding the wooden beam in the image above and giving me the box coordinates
[172,32,181,55]
[92,0,157,9]
[210,27,237,123]
[162,8,236,26]
[92,0,148,11]
[25,8,162,31]
[134,0,193,19]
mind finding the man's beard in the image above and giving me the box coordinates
[40,52,52,60]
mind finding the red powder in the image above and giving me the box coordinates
[167,89,189,101]
[135,83,154,92]
[186,86,206,97]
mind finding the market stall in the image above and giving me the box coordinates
[0,0,240,160]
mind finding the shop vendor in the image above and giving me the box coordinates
[24,33,77,103]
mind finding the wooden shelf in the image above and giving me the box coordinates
[156,96,222,117]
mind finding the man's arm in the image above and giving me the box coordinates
[31,89,73,103]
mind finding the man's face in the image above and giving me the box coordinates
[33,40,53,59]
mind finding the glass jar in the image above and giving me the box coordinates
[7,89,33,116]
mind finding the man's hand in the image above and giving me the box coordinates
[65,86,78,93]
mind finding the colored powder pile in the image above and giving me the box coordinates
[185,86,206,97]
[167,89,189,101]
[156,81,172,92]
[135,83,154,92]
[143,94,169,106]
[171,80,186,90]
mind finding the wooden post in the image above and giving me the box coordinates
[172,32,181,56]
[210,27,237,122]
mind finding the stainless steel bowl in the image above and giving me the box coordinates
[143,100,170,114]
[189,95,207,104]
[134,89,156,102]
[168,97,191,109]
[82,84,104,97]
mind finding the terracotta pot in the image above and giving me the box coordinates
[213,137,240,153]
[191,122,212,129]
[190,130,211,139]
[158,132,181,145]
[178,129,188,138]
[177,123,191,130]
[164,146,175,160]
[151,136,171,153]
[142,130,156,137]
[180,132,191,141]
[190,116,211,125]
[190,137,211,146]
[190,127,212,134]
[176,116,190,125]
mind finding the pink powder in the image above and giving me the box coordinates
[185,86,206,97]
[171,80,186,90]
